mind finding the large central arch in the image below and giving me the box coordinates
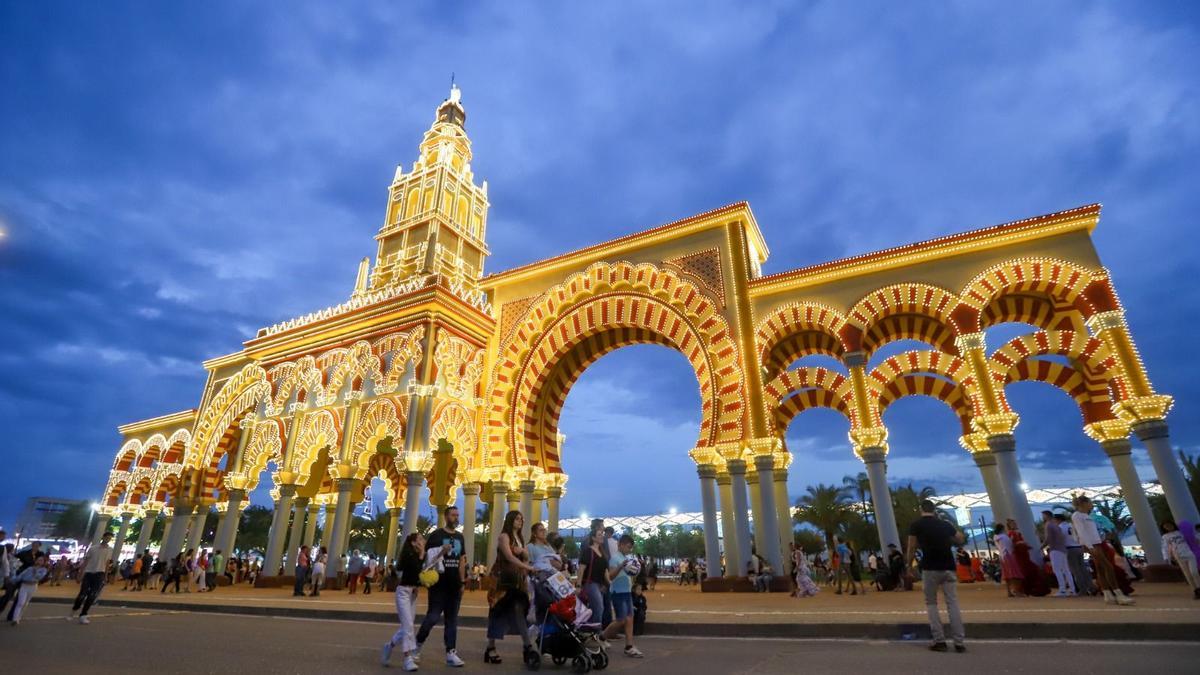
[487,262,745,473]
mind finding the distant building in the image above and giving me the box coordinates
[14,496,86,540]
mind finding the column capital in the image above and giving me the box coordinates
[306,501,321,514]
[1119,396,1174,428]
[986,432,1017,454]
[715,471,732,486]
[971,451,997,468]
[1132,417,1170,442]
[389,505,402,515]
[858,446,887,464]
[725,458,748,476]
[225,488,248,502]
[753,453,777,473]
[532,489,546,500]
[746,472,759,486]
[954,332,987,352]
[696,464,718,481]
[1100,437,1134,458]
[850,427,888,458]
[843,350,868,368]
[406,470,425,487]
[293,496,310,507]
[1083,419,1131,444]
[518,479,537,493]
[460,481,482,496]
[774,468,788,483]
[958,432,990,454]
[490,479,509,495]
[972,411,1020,436]
[277,483,298,498]
[547,486,564,499]
[335,477,360,493]
[1085,309,1126,332]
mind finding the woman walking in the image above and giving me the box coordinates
[994,524,1025,597]
[382,533,430,671]
[310,546,328,597]
[484,511,536,666]
[793,549,819,598]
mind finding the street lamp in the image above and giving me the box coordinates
[1019,482,1030,492]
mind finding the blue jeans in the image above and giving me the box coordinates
[293,567,309,595]
[416,584,462,651]
[611,592,633,620]
[582,582,612,625]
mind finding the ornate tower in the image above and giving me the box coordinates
[363,84,490,296]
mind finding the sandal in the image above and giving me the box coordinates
[484,647,502,664]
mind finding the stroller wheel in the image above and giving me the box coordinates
[524,646,541,671]
[591,651,609,670]
[571,655,592,673]
[553,656,568,666]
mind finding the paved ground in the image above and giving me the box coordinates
[31,578,1200,625]
[2,603,1197,674]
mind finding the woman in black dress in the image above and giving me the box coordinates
[485,510,536,666]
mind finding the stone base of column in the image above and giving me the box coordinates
[700,576,793,593]
[1140,563,1186,584]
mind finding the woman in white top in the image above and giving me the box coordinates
[1160,521,1199,598]
[310,546,328,597]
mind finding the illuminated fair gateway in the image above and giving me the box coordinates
[96,87,1197,590]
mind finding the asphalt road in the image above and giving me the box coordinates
[2,602,1197,674]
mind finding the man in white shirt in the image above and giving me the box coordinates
[1070,496,1133,606]
[70,531,115,623]
[1056,513,1095,595]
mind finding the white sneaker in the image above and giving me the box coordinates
[411,645,422,662]
[445,649,464,667]
[78,616,90,625]
[624,646,644,658]
[381,641,394,665]
[402,656,419,671]
[1116,594,1136,606]
[1102,591,1116,605]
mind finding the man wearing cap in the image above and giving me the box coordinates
[70,531,114,624]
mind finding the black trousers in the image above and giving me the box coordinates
[416,584,462,651]
[73,572,106,616]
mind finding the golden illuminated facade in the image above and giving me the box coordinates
[95,87,1197,588]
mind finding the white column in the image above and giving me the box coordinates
[462,483,480,566]
[403,471,424,537]
[546,487,562,533]
[988,434,1042,565]
[518,480,536,541]
[111,512,133,559]
[327,479,356,574]
[697,464,721,581]
[773,470,793,574]
[972,451,1011,523]
[185,510,207,553]
[263,485,296,575]
[384,506,402,565]
[1134,420,1200,524]
[302,502,320,552]
[1101,438,1165,565]
[90,514,113,549]
[727,459,753,577]
[135,509,158,555]
[532,490,546,528]
[861,447,901,551]
[286,497,309,574]
[717,473,739,578]
[213,489,246,557]
[753,455,784,574]
[747,472,765,553]
[160,507,186,560]
[487,482,508,567]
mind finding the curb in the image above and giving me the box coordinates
[33,596,1200,642]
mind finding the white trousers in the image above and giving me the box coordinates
[1049,550,1074,594]
[1176,554,1199,589]
[11,584,36,622]
[389,586,419,653]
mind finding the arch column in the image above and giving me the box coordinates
[214,489,246,557]
[384,506,402,566]
[321,503,335,546]
[1133,419,1200,524]
[773,469,793,574]
[545,486,562,533]
[518,480,536,540]
[159,507,185,559]
[302,502,320,552]
[532,490,546,528]
[90,513,113,548]
[264,485,297,575]
[327,478,357,575]
[747,472,764,550]
[185,508,207,553]
[696,464,721,581]
[964,440,1011,523]
[859,447,901,551]
[487,481,509,567]
[111,511,133,558]
[987,433,1042,564]
[506,487,521,516]
[403,470,424,537]
[286,497,310,574]
[727,459,753,577]
[135,508,159,554]
[1096,437,1164,564]
[752,454,784,574]
[461,483,481,566]
[716,472,739,578]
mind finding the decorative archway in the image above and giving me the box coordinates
[487,261,744,473]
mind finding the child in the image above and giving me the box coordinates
[631,583,647,636]
[9,552,49,625]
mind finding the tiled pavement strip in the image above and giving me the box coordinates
[31,579,1200,640]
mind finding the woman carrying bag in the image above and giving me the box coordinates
[484,511,537,667]
[382,533,448,671]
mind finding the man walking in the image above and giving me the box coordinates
[70,531,115,624]
[1041,511,1075,596]
[210,549,224,593]
[346,550,363,594]
[292,545,310,597]
[906,499,965,653]
[1071,496,1133,605]
[414,505,467,667]
[1058,513,1095,596]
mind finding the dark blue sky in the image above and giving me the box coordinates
[3,2,1199,525]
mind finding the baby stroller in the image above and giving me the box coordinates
[530,570,608,672]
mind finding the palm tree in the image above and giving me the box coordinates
[794,484,853,551]
[843,472,874,524]
[890,483,938,539]
[1094,499,1133,539]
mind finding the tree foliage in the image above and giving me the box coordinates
[794,484,853,551]
[235,505,273,555]
[52,502,94,542]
